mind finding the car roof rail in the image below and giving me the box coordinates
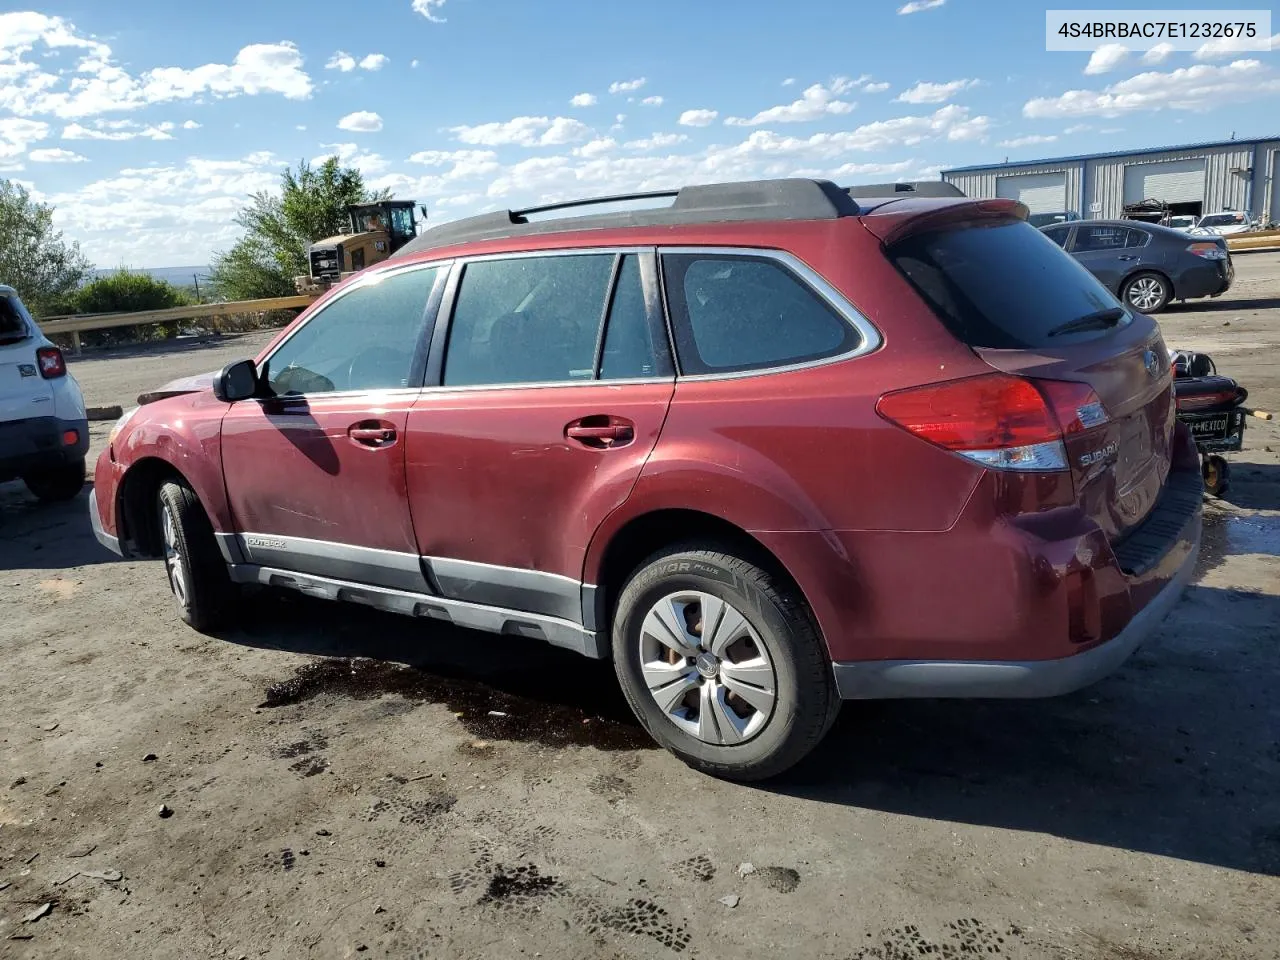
[391,178,863,257]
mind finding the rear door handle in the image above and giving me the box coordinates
[565,416,635,448]
[348,421,397,447]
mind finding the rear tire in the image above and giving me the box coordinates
[1203,455,1230,498]
[158,480,237,632]
[1122,272,1170,313]
[611,544,840,782]
[23,458,85,502]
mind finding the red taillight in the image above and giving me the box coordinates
[876,373,1108,472]
[1187,242,1227,261]
[62,429,79,446]
[37,346,66,379]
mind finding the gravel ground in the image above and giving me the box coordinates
[1,254,1277,959]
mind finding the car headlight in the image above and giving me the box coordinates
[108,406,139,446]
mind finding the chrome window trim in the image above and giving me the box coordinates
[415,375,675,395]
[256,259,453,397]
[657,245,883,382]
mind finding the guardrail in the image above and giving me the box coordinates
[38,294,319,353]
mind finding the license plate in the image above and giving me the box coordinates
[1190,417,1229,438]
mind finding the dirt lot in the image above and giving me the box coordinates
[2,254,1278,960]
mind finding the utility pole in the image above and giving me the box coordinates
[193,274,201,303]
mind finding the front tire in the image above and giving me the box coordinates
[23,458,85,502]
[158,480,237,632]
[612,544,839,781]
[1122,272,1171,313]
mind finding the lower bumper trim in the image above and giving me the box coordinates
[88,491,123,557]
[832,517,1200,700]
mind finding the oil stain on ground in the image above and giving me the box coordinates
[260,657,655,751]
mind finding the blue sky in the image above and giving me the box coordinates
[2,0,1278,267]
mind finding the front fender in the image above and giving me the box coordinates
[114,391,233,533]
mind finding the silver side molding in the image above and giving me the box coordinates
[227,564,608,659]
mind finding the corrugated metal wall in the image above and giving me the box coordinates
[944,142,1274,221]
[1085,145,1253,219]
[944,163,1082,213]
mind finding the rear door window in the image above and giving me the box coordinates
[1073,225,1132,252]
[0,296,29,345]
[888,220,1130,349]
[661,253,858,375]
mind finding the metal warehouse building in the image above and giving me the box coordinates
[941,135,1280,224]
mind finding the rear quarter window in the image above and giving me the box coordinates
[661,253,859,375]
[888,220,1129,349]
[0,296,30,344]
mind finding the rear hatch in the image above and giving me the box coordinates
[0,295,51,424]
[870,202,1175,542]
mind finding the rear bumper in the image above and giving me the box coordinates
[1174,261,1232,300]
[831,465,1202,700]
[0,416,89,481]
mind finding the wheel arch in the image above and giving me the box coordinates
[587,508,817,648]
[116,457,196,558]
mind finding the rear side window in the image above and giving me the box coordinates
[1074,225,1146,251]
[888,220,1127,349]
[662,254,858,375]
[1042,226,1070,248]
[443,253,670,386]
[0,296,29,344]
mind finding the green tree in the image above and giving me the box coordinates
[0,179,93,317]
[210,157,390,301]
[67,269,191,347]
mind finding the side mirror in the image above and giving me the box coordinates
[213,359,260,402]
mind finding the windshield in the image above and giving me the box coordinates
[888,219,1130,349]
[1198,214,1244,227]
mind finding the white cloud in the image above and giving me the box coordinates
[61,119,174,141]
[1024,59,1280,118]
[314,142,389,176]
[0,20,314,120]
[895,78,979,104]
[183,120,201,130]
[863,81,891,93]
[1142,42,1175,65]
[573,137,617,158]
[338,110,383,132]
[625,132,688,150]
[359,53,389,71]
[29,147,88,163]
[1085,44,1128,75]
[1064,123,1092,134]
[570,92,598,108]
[782,77,796,86]
[609,77,647,94]
[833,159,917,179]
[678,108,718,127]
[898,0,944,13]
[412,0,447,22]
[725,82,854,126]
[997,134,1058,148]
[0,117,50,163]
[326,51,356,72]
[1195,33,1279,60]
[450,115,590,147]
[641,95,664,106]
[296,124,307,131]
[44,149,288,266]
[411,59,420,69]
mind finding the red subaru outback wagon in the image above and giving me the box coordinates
[91,179,1202,780]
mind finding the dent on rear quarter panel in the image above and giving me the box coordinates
[115,391,232,532]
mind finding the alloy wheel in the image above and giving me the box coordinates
[638,591,777,744]
[1127,277,1164,311]
[161,503,187,607]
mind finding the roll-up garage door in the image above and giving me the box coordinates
[1122,158,1206,204]
[995,173,1067,214]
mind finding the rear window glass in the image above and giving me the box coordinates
[887,220,1128,349]
[0,296,29,342]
